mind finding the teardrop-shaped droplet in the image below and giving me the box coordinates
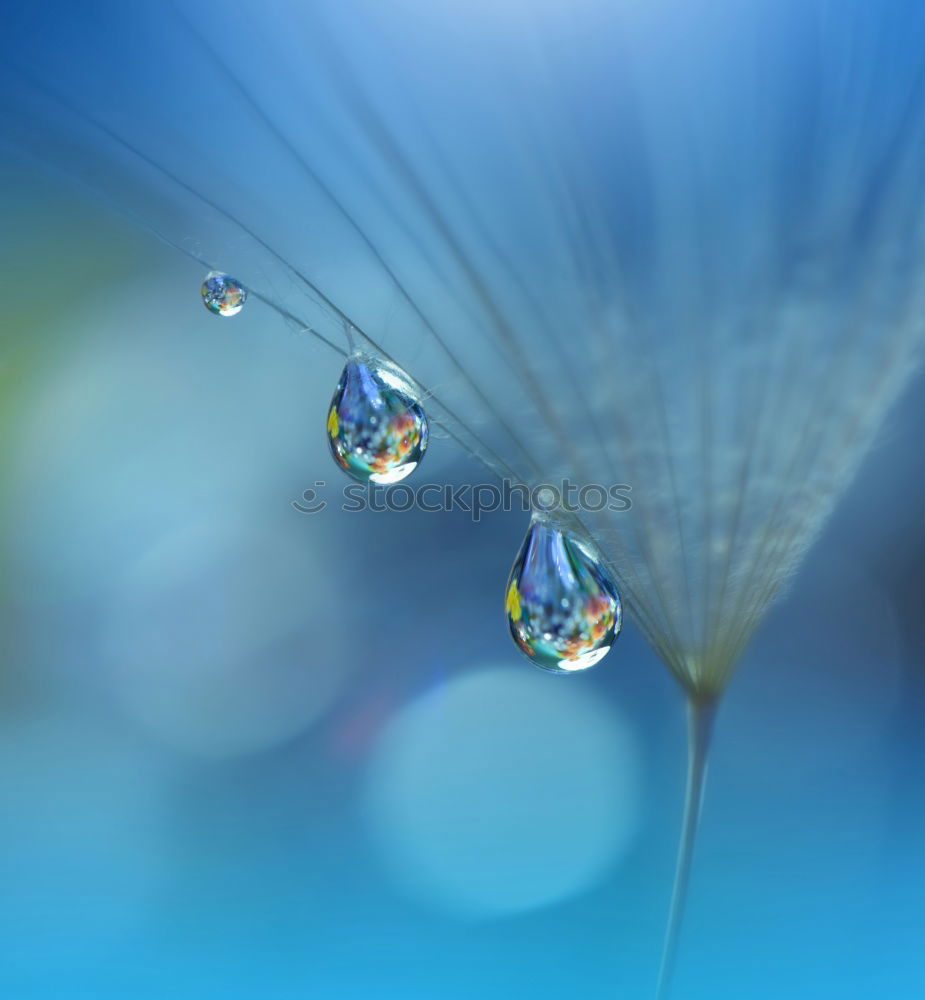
[201,271,247,316]
[505,518,622,673]
[326,355,429,484]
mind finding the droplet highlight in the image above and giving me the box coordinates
[326,355,428,484]
[201,272,247,316]
[506,518,622,673]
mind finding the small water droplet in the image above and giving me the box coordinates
[505,518,622,673]
[201,272,247,316]
[326,355,428,484]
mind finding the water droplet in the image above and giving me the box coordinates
[326,355,428,484]
[201,272,247,316]
[506,518,622,673]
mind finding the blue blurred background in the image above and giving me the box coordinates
[2,1,924,997]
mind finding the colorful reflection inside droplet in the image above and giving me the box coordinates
[201,272,247,317]
[326,356,428,484]
[506,519,622,673]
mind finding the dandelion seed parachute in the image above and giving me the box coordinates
[8,0,925,995]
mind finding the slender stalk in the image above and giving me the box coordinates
[654,697,718,1000]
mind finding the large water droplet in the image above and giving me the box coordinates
[327,355,428,484]
[506,518,622,673]
[201,271,247,316]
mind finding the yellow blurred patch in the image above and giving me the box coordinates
[506,580,522,621]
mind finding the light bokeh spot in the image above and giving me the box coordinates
[363,665,639,919]
[103,515,347,759]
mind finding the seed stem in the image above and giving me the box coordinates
[654,696,717,1000]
